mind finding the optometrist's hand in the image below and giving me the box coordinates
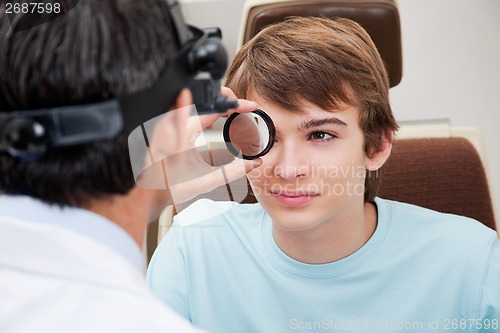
[135,87,262,205]
[165,87,263,205]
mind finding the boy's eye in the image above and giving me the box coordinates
[308,131,335,141]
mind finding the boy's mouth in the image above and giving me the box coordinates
[270,190,320,207]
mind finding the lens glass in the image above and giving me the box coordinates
[223,110,275,159]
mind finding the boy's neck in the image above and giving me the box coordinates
[272,202,378,264]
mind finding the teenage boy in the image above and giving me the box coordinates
[147,17,499,333]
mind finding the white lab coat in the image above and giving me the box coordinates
[0,214,205,333]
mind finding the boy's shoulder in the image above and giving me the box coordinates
[379,197,493,228]
[377,197,497,253]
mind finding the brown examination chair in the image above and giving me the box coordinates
[237,0,403,88]
[379,137,496,231]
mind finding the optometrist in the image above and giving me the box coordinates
[0,1,261,333]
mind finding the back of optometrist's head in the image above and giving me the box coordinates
[0,0,178,206]
[225,17,399,202]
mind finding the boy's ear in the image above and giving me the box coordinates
[365,130,393,171]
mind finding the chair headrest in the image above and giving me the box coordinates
[239,0,403,87]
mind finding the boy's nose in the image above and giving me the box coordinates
[272,143,308,180]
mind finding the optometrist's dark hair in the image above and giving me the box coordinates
[226,17,399,202]
[0,0,177,206]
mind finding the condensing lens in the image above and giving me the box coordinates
[223,109,275,160]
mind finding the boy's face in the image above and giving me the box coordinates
[247,92,377,233]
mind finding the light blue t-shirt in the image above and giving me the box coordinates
[147,198,500,333]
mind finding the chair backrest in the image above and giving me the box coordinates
[237,0,403,87]
[379,137,496,230]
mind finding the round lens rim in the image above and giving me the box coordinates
[223,109,275,160]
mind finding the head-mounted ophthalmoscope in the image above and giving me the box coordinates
[0,0,237,161]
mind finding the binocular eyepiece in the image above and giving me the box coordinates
[189,27,238,115]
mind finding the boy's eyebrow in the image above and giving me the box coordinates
[299,117,348,130]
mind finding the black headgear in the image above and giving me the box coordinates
[0,0,235,160]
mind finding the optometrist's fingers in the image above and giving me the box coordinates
[220,86,258,115]
[166,154,262,204]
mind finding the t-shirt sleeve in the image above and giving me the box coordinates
[478,236,500,327]
[147,224,191,322]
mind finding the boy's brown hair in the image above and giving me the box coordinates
[225,16,399,202]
